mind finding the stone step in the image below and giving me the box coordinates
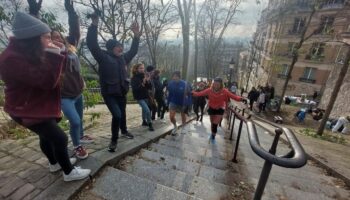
[158,138,231,156]
[123,159,238,200]
[149,143,231,161]
[163,134,232,151]
[91,167,200,200]
[139,150,241,184]
[178,128,232,145]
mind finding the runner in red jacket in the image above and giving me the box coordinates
[192,77,244,143]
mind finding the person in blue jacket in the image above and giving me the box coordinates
[167,71,191,135]
[86,13,141,152]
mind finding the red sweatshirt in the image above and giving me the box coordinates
[193,88,242,110]
[0,38,64,124]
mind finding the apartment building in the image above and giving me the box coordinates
[248,0,349,105]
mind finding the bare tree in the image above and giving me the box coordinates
[0,0,24,47]
[316,2,350,136]
[177,0,193,79]
[138,0,177,68]
[197,0,242,78]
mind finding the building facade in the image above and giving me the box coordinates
[248,0,349,98]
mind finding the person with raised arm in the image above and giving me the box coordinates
[86,13,141,152]
[0,12,91,181]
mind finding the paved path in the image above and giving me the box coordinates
[0,104,176,200]
[76,116,350,200]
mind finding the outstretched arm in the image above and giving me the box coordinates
[225,89,242,102]
[65,0,80,46]
[86,15,105,63]
[192,88,210,97]
[124,22,141,64]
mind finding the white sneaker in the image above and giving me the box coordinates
[49,158,77,173]
[63,166,91,182]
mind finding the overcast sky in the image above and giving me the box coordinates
[42,0,268,40]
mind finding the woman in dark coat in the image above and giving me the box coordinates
[131,63,155,131]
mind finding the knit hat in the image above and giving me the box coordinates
[12,12,51,39]
[106,39,123,51]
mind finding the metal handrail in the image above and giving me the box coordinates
[227,106,307,200]
[247,122,307,168]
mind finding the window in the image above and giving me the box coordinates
[306,43,325,61]
[317,16,334,34]
[281,64,289,75]
[322,0,345,8]
[290,18,305,34]
[288,42,298,56]
[300,67,316,83]
[335,45,346,64]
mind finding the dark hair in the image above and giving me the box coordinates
[172,71,181,78]
[154,69,160,76]
[15,36,44,64]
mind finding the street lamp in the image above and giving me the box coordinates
[229,58,235,85]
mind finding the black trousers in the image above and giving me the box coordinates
[103,94,128,142]
[155,96,166,119]
[27,120,73,174]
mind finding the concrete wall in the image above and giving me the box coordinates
[319,65,350,118]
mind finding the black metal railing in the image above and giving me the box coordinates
[227,106,307,200]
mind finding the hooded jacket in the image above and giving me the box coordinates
[0,38,64,123]
[86,25,140,96]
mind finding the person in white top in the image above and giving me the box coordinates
[332,116,350,134]
[257,90,266,113]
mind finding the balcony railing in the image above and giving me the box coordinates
[299,77,316,84]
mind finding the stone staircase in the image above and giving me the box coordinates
[84,117,350,200]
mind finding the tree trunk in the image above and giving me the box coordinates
[317,46,350,136]
[276,54,298,112]
[194,0,198,83]
[182,24,190,80]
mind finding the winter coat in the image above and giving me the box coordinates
[0,38,64,124]
[86,25,140,96]
[131,73,152,100]
[152,76,164,99]
[248,90,259,102]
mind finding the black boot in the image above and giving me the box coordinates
[148,123,154,131]
[142,120,148,126]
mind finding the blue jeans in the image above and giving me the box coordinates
[103,95,128,142]
[61,95,84,147]
[138,99,151,124]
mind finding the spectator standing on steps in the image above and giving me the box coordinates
[248,87,259,111]
[86,13,141,152]
[192,78,244,144]
[0,12,90,181]
[131,63,155,131]
[51,0,92,160]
